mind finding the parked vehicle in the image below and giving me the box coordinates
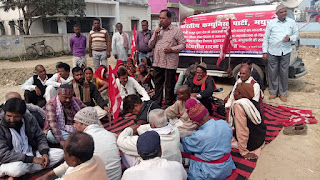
[25,40,55,59]
[178,3,307,81]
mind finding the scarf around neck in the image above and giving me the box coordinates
[193,75,209,91]
[56,96,81,133]
[73,80,91,105]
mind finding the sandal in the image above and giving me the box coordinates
[283,123,307,135]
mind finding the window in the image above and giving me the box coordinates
[131,19,139,31]
[9,21,15,35]
[196,0,202,5]
[0,22,5,35]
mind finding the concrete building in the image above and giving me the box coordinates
[0,0,150,36]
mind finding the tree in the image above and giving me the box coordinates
[1,0,86,35]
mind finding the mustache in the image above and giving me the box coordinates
[5,120,23,129]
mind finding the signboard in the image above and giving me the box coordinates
[180,10,277,56]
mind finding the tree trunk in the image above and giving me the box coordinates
[24,19,30,35]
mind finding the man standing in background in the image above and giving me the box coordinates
[89,18,111,69]
[137,20,153,63]
[70,25,87,68]
[112,23,130,64]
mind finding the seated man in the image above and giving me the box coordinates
[44,84,86,145]
[0,98,64,179]
[225,66,266,159]
[182,98,235,180]
[3,92,46,129]
[122,131,187,180]
[116,67,150,102]
[39,132,109,180]
[174,64,197,95]
[72,67,109,119]
[185,63,216,115]
[22,64,53,107]
[165,85,198,138]
[238,59,265,92]
[44,62,73,101]
[73,107,121,180]
[117,109,182,168]
[123,94,160,124]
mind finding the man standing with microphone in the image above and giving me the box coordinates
[149,9,186,108]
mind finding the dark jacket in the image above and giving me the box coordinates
[135,100,160,123]
[75,81,108,108]
[185,77,215,98]
[0,110,49,164]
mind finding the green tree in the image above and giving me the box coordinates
[1,0,86,35]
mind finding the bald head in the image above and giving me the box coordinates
[178,85,190,94]
[177,85,191,102]
[5,92,22,101]
[239,66,251,82]
[35,64,44,71]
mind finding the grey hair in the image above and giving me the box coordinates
[276,4,286,13]
[148,109,168,128]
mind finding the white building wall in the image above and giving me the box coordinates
[0,6,24,35]
[118,4,151,32]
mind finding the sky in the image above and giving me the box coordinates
[254,0,312,8]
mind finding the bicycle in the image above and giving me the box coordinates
[25,40,55,59]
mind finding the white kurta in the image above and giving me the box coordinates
[84,124,122,180]
[121,157,187,180]
[112,32,130,62]
[44,73,73,101]
[116,77,150,101]
[117,124,182,163]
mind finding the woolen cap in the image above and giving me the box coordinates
[185,98,208,122]
[137,131,161,156]
[74,107,99,125]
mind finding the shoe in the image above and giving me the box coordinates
[283,124,307,135]
[269,94,277,99]
[280,95,287,102]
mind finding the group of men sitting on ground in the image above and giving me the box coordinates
[0,59,266,180]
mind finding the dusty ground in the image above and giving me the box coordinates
[0,47,319,179]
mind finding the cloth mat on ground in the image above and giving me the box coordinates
[2,103,316,180]
[103,103,316,180]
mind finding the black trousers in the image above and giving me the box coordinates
[24,90,46,107]
[153,67,176,107]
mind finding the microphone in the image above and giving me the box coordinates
[158,24,162,35]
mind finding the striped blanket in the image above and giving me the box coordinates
[1,103,315,180]
[103,103,287,180]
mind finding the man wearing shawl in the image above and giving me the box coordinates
[225,66,266,159]
[182,98,235,180]
[185,63,217,115]
[44,84,86,145]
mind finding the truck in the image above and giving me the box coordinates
[178,4,307,81]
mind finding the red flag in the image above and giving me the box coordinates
[130,24,137,58]
[108,65,122,123]
[217,18,233,68]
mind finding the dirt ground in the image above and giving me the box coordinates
[0,46,319,179]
